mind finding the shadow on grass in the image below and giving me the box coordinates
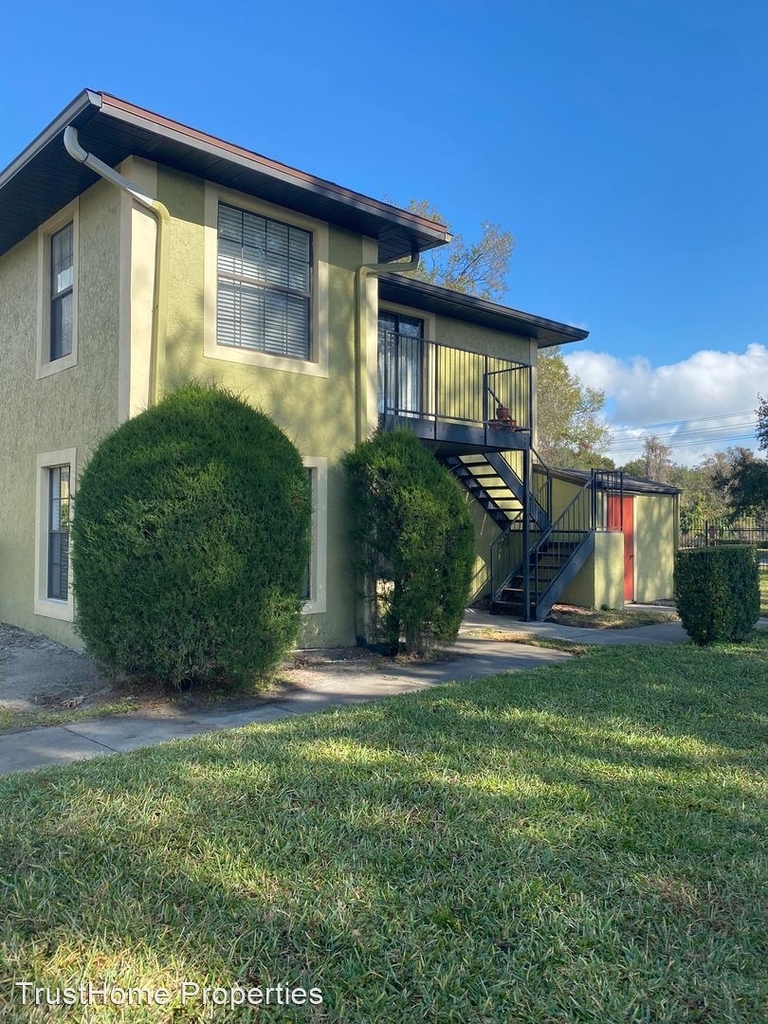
[0,637,765,1021]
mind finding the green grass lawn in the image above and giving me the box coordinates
[1,636,766,1023]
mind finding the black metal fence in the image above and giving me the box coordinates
[679,516,768,574]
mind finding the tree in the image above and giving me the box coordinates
[72,384,311,689]
[668,457,732,532]
[710,395,768,522]
[397,202,611,468]
[343,430,474,653]
[536,349,613,468]
[622,434,674,483]
[400,200,515,302]
[718,449,768,521]
[757,393,768,451]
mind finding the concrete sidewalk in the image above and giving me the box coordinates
[2,611,758,778]
[459,607,692,645]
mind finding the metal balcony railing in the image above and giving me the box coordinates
[378,332,532,447]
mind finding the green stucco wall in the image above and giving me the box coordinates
[433,315,535,365]
[465,495,503,601]
[559,533,624,609]
[155,166,360,647]
[548,474,582,519]
[634,493,676,602]
[0,180,122,647]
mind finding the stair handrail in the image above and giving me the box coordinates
[489,508,525,601]
[530,444,554,522]
[530,477,595,602]
[488,450,553,603]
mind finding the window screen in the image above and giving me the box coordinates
[217,203,312,359]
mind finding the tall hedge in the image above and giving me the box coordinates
[343,429,474,653]
[72,384,311,688]
[674,545,760,645]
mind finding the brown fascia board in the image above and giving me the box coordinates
[377,272,590,347]
[0,90,451,261]
[98,93,451,248]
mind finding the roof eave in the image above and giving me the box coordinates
[0,90,101,189]
[0,91,451,262]
[377,272,589,346]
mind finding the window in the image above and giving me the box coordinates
[217,202,312,359]
[47,466,71,600]
[50,223,74,360]
[378,310,424,415]
[302,457,327,615]
[204,185,329,377]
[37,200,78,378]
[35,448,77,620]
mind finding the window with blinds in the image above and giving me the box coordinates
[47,465,70,601]
[216,202,312,360]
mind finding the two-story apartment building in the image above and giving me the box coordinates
[0,91,677,652]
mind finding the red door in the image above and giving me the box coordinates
[607,496,635,602]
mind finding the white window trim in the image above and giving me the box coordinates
[36,199,79,379]
[302,457,328,615]
[378,301,437,343]
[203,182,329,377]
[34,448,77,621]
[378,302,438,418]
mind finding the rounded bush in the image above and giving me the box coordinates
[343,429,474,652]
[72,384,311,688]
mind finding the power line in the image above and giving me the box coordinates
[607,408,756,435]
[609,433,757,457]
[608,423,756,448]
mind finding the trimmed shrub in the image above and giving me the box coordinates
[72,384,311,688]
[674,546,760,645]
[343,429,474,653]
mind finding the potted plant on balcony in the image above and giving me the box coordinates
[494,404,517,429]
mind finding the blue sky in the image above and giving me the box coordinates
[2,0,767,463]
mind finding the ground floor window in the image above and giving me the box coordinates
[47,466,71,599]
[35,448,76,620]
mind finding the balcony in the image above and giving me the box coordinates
[378,332,533,454]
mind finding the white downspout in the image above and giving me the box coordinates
[63,125,170,407]
[354,253,419,446]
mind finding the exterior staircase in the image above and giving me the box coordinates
[492,530,595,620]
[446,454,608,622]
[443,452,549,530]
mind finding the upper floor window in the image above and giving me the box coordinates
[378,310,424,415]
[50,223,74,361]
[37,200,79,379]
[216,202,312,360]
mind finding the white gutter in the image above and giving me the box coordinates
[354,253,419,445]
[63,125,170,407]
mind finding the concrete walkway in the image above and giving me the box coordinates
[459,607,692,645]
[0,610,758,778]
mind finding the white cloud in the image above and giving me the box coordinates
[564,343,768,465]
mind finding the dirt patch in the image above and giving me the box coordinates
[0,624,107,711]
[546,603,678,629]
